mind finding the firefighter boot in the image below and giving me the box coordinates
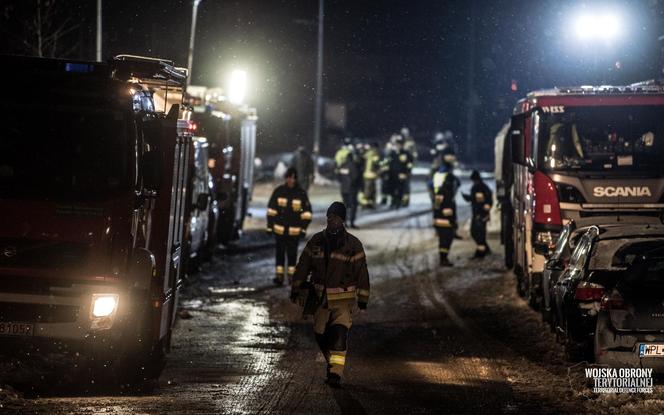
[273,266,285,285]
[439,251,453,267]
[471,245,488,260]
[287,266,296,285]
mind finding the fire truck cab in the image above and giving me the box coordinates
[504,84,664,306]
[0,54,192,381]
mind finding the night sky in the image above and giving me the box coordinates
[2,0,664,165]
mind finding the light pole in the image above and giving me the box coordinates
[187,0,203,86]
[313,0,324,173]
[96,0,102,61]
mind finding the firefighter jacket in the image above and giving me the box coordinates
[404,138,418,161]
[463,181,493,219]
[335,146,362,193]
[292,229,370,305]
[266,184,312,237]
[362,148,381,180]
[432,171,457,229]
[388,149,413,182]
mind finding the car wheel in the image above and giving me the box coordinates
[563,319,590,361]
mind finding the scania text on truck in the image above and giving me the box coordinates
[502,84,664,307]
[0,54,193,382]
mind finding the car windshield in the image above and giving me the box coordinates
[624,259,664,289]
[0,104,130,199]
[538,106,664,173]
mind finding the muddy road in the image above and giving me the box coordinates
[3,181,664,414]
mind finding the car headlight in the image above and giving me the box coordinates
[91,294,119,318]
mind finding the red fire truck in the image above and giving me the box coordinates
[186,86,257,244]
[0,54,192,381]
[503,84,664,307]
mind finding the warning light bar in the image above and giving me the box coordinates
[64,62,94,73]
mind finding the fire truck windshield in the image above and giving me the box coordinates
[0,105,130,199]
[537,105,664,174]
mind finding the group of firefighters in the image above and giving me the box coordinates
[334,127,418,230]
[264,128,492,387]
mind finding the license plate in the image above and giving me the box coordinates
[0,322,34,337]
[639,344,664,357]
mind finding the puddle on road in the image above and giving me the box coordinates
[208,287,257,294]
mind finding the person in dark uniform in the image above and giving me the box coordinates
[463,170,493,259]
[387,134,413,209]
[266,167,313,284]
[291,201,370,387]
[431,163,458,266]
[291,146,315,192]
[379,140,394,205]
[334,137,362,228]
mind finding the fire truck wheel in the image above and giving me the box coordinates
[114,339,167,388]
[514,265,526,297]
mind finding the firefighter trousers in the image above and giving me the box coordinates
[391,179,407,208]
[341,190,359,225]
[362,178,377,207]
[437,228,454,261]
[470,215,489,256]
[275,235,298,282]
[313,299,354,377]
[402,179,411,207]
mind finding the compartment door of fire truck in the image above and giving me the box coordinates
[159,116,191,342]
[151,114,191,340]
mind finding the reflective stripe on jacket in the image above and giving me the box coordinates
[266,184,312,236]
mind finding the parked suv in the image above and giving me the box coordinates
[551,222,664,360]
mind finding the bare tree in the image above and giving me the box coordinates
[2,0,81,58]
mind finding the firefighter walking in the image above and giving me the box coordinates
[431,163,458,267]
[463,170,493,259]
[335,137,362,228]
[267,167,313,285]
[291,202,370,387]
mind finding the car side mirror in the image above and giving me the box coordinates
[141,150,162,193]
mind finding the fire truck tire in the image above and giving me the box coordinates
[504,241,514,270]
[218,207,238,244]
[514,265,525,297]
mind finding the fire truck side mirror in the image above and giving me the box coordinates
[142,150,163,193]
[129,247,156,290]
[510,129,525,166]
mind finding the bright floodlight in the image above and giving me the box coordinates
[574,13,620,40]
[228,69,247,105]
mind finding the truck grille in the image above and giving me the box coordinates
[0,239,88,269]
[0,302,80,323]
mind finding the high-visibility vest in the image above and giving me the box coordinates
[363,150,380,179]
[432,171,447,194]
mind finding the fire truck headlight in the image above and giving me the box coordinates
[91,294,119,318]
